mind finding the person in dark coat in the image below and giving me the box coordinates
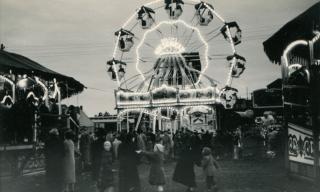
[80,131,91,171]
[91,129,106,182]
[98,141,114,192]
[44,128,64,192]
[118,133,141,192]
[173,132,201,192]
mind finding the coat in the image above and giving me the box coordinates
[98,150,114,189]
[62,139,76,183]
[201,155,218,177]
[45,134,64,191]
[118,142,141,192]
[91,138,104,181]
[173,134,201,187]
[173,148,197,187]
[143,151,165,185]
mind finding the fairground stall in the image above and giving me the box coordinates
[0,46,85,177]
[263,2,320,182]
[106,0,246,133]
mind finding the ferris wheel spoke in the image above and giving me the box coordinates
[129,22,140,31]
[183,29,195,49]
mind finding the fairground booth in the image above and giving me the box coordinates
[0,46,85,177]
[263,2,320,182]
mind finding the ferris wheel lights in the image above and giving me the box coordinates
[154,37,185,55]
[221,22,242,45]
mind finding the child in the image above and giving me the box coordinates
[201,147,219,192]
[98,141,114,192]
[138,142,165,192]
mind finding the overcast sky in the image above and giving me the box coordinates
[0,0,318,116]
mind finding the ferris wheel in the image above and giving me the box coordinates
[107,0,246,109]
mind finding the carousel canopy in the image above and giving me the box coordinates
[0,49,85,98]
[263,2,320,64]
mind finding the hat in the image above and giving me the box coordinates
[49,128,59,136]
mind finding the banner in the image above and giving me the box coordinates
[288,123,314,165]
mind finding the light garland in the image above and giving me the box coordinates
[110,0,241,114]
[35,77,48,101]
[0,75,15,102]
[154,37,185,55]
[135,19,209,85]
[110,0,237,88]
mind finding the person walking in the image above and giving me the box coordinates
[44,128,64,192]
[112,134,122,160]
[79,130,91,171]
[138,139,166,192]
[62,131,76,192]
[201,147,220,192]
[173,132,201,192]
[91,129,106,183]
[97,141,114,192]
[162,130,172,162]
[118,133,141,192]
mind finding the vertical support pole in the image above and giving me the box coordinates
[33,112,37,143]
[12,84,16,103]
[153,114,156,134]
[158,108,162,131]
[127,112,130,133]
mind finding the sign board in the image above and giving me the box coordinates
[288,123,314,165]
[116,85,219,108]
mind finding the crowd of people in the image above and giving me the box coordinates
[44,127,220,192]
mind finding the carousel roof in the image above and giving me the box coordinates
[0,49,85,98]
[263,2,320,64]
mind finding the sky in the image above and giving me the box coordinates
[0,0,318,116]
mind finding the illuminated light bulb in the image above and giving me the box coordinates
[154,37,185,55]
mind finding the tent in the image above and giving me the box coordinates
[263,2,320,64]
[0,49,85,99]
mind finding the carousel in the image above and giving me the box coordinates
[0,46,84,177]
[107,0,246,133]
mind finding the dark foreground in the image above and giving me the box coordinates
[1,158,317,192]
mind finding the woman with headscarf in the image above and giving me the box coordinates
[138,138,166,192]
[118,133,141,192]
[97,141,114,192]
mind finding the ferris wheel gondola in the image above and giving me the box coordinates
[137,6,155,29]
[194,2,214,26]
[115,29,134,52]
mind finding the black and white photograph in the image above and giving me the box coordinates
[0,0,319,191]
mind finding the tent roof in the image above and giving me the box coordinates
[263,2,320,64]
[267,78,282,89]
[0,49,85,98]
[79,110,94,127]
